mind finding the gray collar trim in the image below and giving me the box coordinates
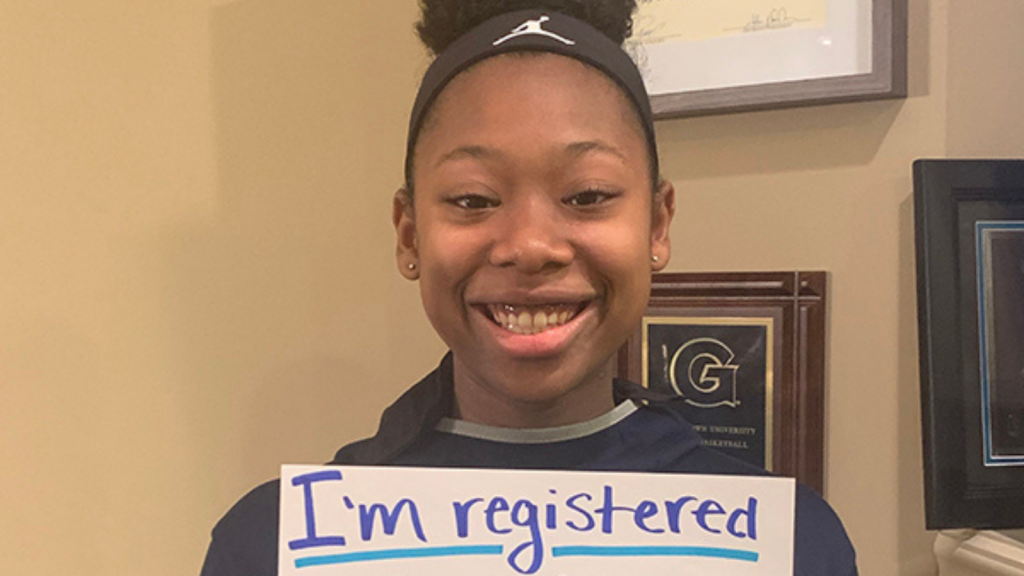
[436,401,637,444]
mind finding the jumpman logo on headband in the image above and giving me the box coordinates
[493,15,576,46]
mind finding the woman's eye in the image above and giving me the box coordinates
[565,190,615,207]
[449,195,498,210]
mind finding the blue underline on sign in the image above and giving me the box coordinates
[294,545,505,568]
[551,545,759,562]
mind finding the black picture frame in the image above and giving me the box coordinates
[642,316,776,472]
[617,272,827,494]
[914,159,1024,529]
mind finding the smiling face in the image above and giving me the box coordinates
[396,54,674,427]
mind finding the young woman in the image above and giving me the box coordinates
[201,2,857,574]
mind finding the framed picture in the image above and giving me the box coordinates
[914,159,1024,529]
[628,0,908,118]
[617,271,827,493]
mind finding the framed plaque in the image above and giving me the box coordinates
[628,0,908,118]
[617,271,827,493]
[914,159,1024,529]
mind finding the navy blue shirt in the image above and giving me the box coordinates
[201,355,857,576]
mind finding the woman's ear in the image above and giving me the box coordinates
[393,188,419,280]
[650,180,675,271]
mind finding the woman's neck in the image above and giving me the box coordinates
[450,357,617,428]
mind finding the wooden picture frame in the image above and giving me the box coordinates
[617,271,827,494]
[630,0,908,118]
[914,159,1024,529]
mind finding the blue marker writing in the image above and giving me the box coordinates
[289,471,348,550]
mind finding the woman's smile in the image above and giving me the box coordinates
[471,298,597,358]
[482,301,588,335]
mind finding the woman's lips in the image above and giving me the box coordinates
[484,302,589,335]
[472,300,595,358]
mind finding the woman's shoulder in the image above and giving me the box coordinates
[200,479,280,576]
[792,483,858,576]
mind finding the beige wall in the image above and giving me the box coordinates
[2,1,1021,574]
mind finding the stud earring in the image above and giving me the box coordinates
[651,255,659,263]
[408,263,417,270]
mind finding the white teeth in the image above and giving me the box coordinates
[518,311,532,330]
[486,303,582,335]
[534,312,548,330]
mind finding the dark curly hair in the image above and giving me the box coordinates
[416,0,638,54]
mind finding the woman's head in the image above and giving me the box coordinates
[395,1,674,427]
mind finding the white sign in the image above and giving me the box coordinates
[279,465,795,576]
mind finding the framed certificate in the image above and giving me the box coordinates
[914,159,1024,529]
[628,0,908,117]
[617,271,827,493]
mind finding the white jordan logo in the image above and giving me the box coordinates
[493,15,576,46]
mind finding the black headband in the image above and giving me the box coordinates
[405,9,658,188]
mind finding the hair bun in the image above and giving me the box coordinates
[416,0,637,55]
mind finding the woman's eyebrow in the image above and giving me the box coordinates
[564,140,628,163]
[435,145,501,167]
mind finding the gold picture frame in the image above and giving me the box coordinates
[642,316,776,472]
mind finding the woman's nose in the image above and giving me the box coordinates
[488,197,573,274]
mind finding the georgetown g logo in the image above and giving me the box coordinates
[493,15,576,46]
[669,338,741,408]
